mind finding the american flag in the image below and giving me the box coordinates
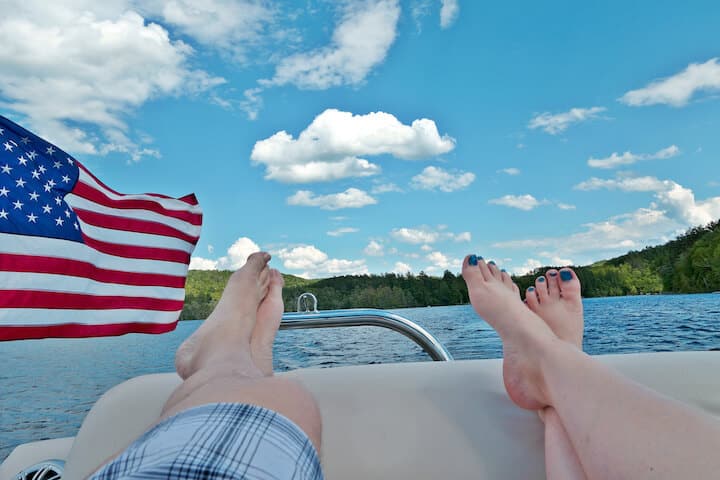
[0,115,202,341]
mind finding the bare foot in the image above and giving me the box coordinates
[175,252,271,380]
[525,268,583,348]
[462,255,557,410]
[251,269,285,376]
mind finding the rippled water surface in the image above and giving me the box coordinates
[2,294,719,459]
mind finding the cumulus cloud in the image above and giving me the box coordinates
[189,237,261,270]
[587,145,680,169]
[392,261,413,273]
[390,226,471,244]
[440,0,459,28]
[512,258,543,276]
[276,244,368,278]
[557,203,576,210]
[363,240,384,256]
[496,178,720,264]
[620,58,720,107]
[0,2,224,160]
[410,166,475,192]
[251,108,455,183]
[327,227,359,237]
[371,182,404,194]
[261,0,400,90]
[498,167,521,175]
[425,250,461,272]
[489,194,543,211]
[287,188,377,210]
[528,107,606,135]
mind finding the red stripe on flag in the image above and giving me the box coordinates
[82,234,191,263]
[0,254,187,288]
[0,321,177,341]
[73,208,200,244]
[73,182,202,226]
[0,291,184,311]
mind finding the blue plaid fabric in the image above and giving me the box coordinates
[90,403,323,480]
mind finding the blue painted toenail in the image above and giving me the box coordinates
[501,269,507,273]
[560,270,573,282]
[538,276,545,282]
[469,255,477,266]
[549,272,558,277]
[528,286,535,292]
[488,260,496,265]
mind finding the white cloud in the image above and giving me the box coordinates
[620,58,720,107]
[140,0,274,62]
[528,107,606,135]
[440,0,459,29]
[189,237,261,270]
[276,244,368,278]
[251,108,455,183]
[425,250,461,272]
[390,226,470,244]
[363,240,384,256]
[392,261,413,274]
[557,203,576,210]
[287,188,377,210]
[587,145,680,169]
[371,182,404,194]
[410,166,475,192]
[512,258,543,276]
[495,178,720,263]
[498,167,521,175]
[489,194,543,211]
[0,3,224,160]
[420,244,433,252]
[261,0,399,90]
[327,227,359,237]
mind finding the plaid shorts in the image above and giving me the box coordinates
[89,402,323,479]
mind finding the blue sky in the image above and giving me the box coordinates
[1,0,719,277]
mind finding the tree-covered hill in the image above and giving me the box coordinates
[180,219,720,319]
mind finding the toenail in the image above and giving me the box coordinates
[488,260,496,265]
[501,268,506,273]
[538,276,545,282]
[560,270,573,282]
[549,272,558,277]
[469,254,478,266]
[528,286,535,292]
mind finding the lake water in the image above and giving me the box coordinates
[2,293,719,460]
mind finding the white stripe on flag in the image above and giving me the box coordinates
[0,309,181,326]
[1,272,186,300]
[78,221,196,252]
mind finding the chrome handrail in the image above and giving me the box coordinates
[280,308,453,361]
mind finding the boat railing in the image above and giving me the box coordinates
[280,293,453,362]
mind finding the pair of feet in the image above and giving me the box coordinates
[462,255,583,410]
[175,251,584,414]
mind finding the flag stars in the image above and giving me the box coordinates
[53,160,62,169]
[18,156,28,166]
[20,137,30,145]
[43,179,56,192]
[27,151,37,160]
[31,170,40,179]
[73,222,79,230]
[29,191,40,201]
[55,217,64,226]
[15,177,27,188]
[1,163,12,174]
[54,196,62,205]
[27,212,38,223]
[0,186,9,197]
[46,146,56,155]
[12,199,23,210]
[38,165,46,174]
[0,209,7,220]
[66,158,74,165]
[42,204,52,214]
[64,209,71,218]
[4,141,14,151]
[61,174,71,183]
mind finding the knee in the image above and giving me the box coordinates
[260,377,322,451]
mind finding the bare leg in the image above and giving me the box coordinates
[526,268,587,480]
[463,255,720,479]
[166,252,321,449]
